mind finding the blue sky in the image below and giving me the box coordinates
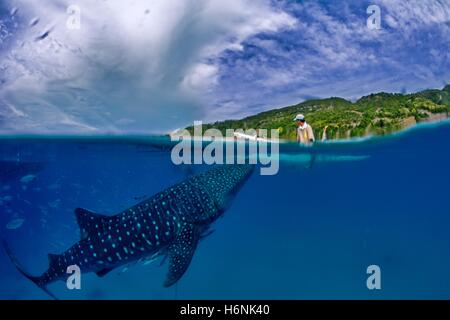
[0,0,449,134]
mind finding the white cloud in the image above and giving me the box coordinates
[208,0,450,121]
[181,63,219,93]
[380,0,450,30]
[0,0,295,134]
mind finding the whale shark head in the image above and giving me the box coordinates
[201,164,254,212]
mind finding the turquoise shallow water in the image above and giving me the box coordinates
[0,121,450,299]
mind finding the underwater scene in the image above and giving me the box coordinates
[1,120,450,300]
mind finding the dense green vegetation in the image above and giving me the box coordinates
[187,85,450,140]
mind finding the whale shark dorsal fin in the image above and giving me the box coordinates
[163,223,200,288]
[75,208,108,240]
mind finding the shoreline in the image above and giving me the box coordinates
[172,114,450,144]
[0,116,448,144]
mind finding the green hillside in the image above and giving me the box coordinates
[187,86,450,141]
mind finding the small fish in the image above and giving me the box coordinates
[47,183,60,190]
[139,252,161,266]
[118,260,141,275]
[2,195,13,202]
[6,218,25,230]
[40,218,48,228]
[119,266,129,274]
[141,258,157,266]
[48,200,60,209]
[20,174,37,184]
[39,206,48,215]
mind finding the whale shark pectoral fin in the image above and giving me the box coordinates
[75,208,109,240]
[95,267,114,278]
[163,224,200,288]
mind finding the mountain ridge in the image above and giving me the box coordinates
[187,85,450,141]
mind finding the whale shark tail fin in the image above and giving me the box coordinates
[2,240,58,300]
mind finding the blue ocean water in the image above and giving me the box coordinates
[0,121,450,300]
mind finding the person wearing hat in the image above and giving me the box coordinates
[294,114,315,144]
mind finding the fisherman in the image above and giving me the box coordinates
[294,114,315,144]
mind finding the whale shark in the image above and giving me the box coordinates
[3,164,254,299]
